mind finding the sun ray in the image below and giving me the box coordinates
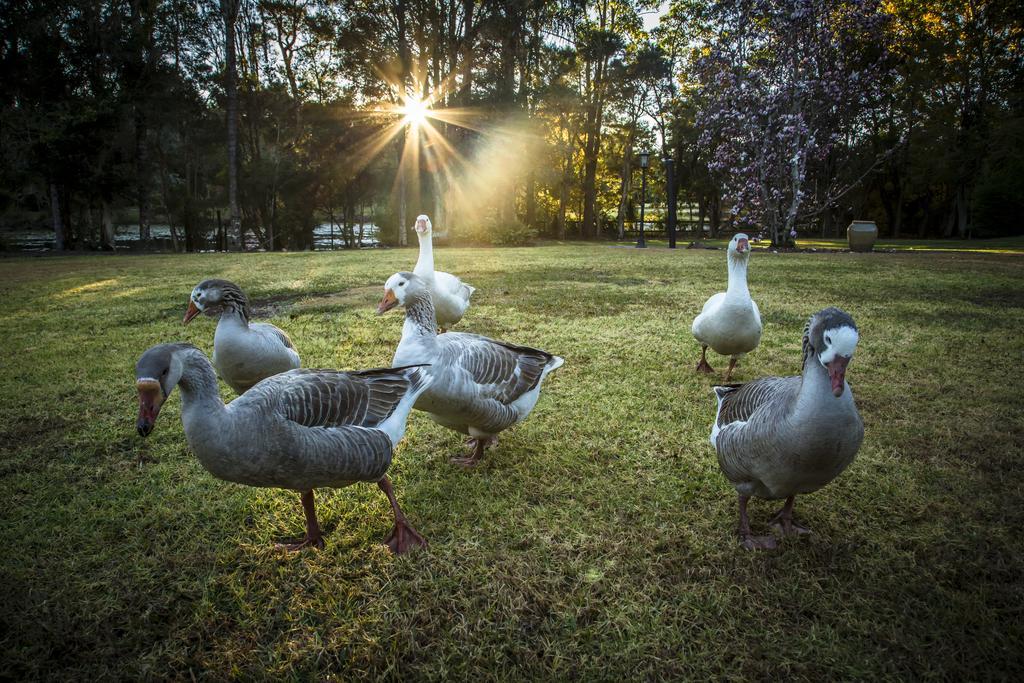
[427,108,490,134]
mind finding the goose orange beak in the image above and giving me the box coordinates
[183,301,201,324]
[136,379,165,436]
[376,290,399,315]
[826,356,850,397]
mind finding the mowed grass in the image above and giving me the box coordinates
[1,244,1022,679]
[642,234,1024,254]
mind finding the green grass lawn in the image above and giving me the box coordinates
[1,245,1022,679]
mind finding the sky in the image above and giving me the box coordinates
[642,1,669,32]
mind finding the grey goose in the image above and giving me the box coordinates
[377,272,563,467]
[710,307,864,550]
[135,343,432,553]
[183,279,300,393]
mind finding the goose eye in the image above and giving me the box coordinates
[825,335,832,344]
[399,282,406,287]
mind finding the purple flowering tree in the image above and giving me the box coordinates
[694,0,892,247]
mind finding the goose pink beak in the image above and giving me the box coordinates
[183,301,201,324]
[136,380,164,436]
[736,237,749,253]
[826,356,850,397]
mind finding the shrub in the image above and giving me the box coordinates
[457,213,536,246]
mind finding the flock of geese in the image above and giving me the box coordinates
[135,217,864,554]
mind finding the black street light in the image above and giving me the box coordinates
[637,151,650,248]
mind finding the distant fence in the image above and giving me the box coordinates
[619,220,713,240]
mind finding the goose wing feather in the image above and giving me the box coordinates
[435,271,473,299]
[712,376,800,488]
[715,376,798,427]
[250,321,296,350]
[230,367,426,488]
[443,333,553,404]
[257,367,418,430]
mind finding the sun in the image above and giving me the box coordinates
[398,95,430,127]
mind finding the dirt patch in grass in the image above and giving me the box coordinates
[248,285,381,318]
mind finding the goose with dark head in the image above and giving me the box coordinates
[134,342,433,553]
[182,279,300,394]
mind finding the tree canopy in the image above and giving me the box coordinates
[1,0,1021,251]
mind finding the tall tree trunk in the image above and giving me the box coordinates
[579,6,612,240]
[358,203,366,246]
[556,121,577,241]
[525,169,536,229]
[955,183,970,238]
[459,0,474,103]
[697,196,706,240]
[221,0,242,250]
[50,182,66,251]
[581,144,600,238]
[616,134,635,240]
[709,190,721,238]
[396,0,409,247]
[136,106,151,243]
[397,134,408,247]
[101,200,116,251]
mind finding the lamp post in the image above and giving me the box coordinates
[637,151,650,248]
[664,154,677,248]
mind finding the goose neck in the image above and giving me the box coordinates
[177,349,226,423]
[414,230,434,277]
[215,309,249,336]
[403,295,438,340]
[795,358,841,415]
[726,255,750,299]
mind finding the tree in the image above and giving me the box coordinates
[693,0,893,247]
[220,0,242,250]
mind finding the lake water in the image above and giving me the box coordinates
[1,222,380,252]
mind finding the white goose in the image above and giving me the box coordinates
[183,279,300,393]
[135,342,433,553]
[377,272,563,466]
[710,307,864,550]
[692,233,762,380]
[412,214,475,331]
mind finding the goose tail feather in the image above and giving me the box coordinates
[376,365,434,447]
[710,384,738,448]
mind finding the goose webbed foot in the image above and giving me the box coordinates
[276,489,325,552]
[383,519,428,555]
[696,345,714,374]
[452,436,494,467]
[768,496,811,536]
[737,493,778,551]
[378,475,427,555]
